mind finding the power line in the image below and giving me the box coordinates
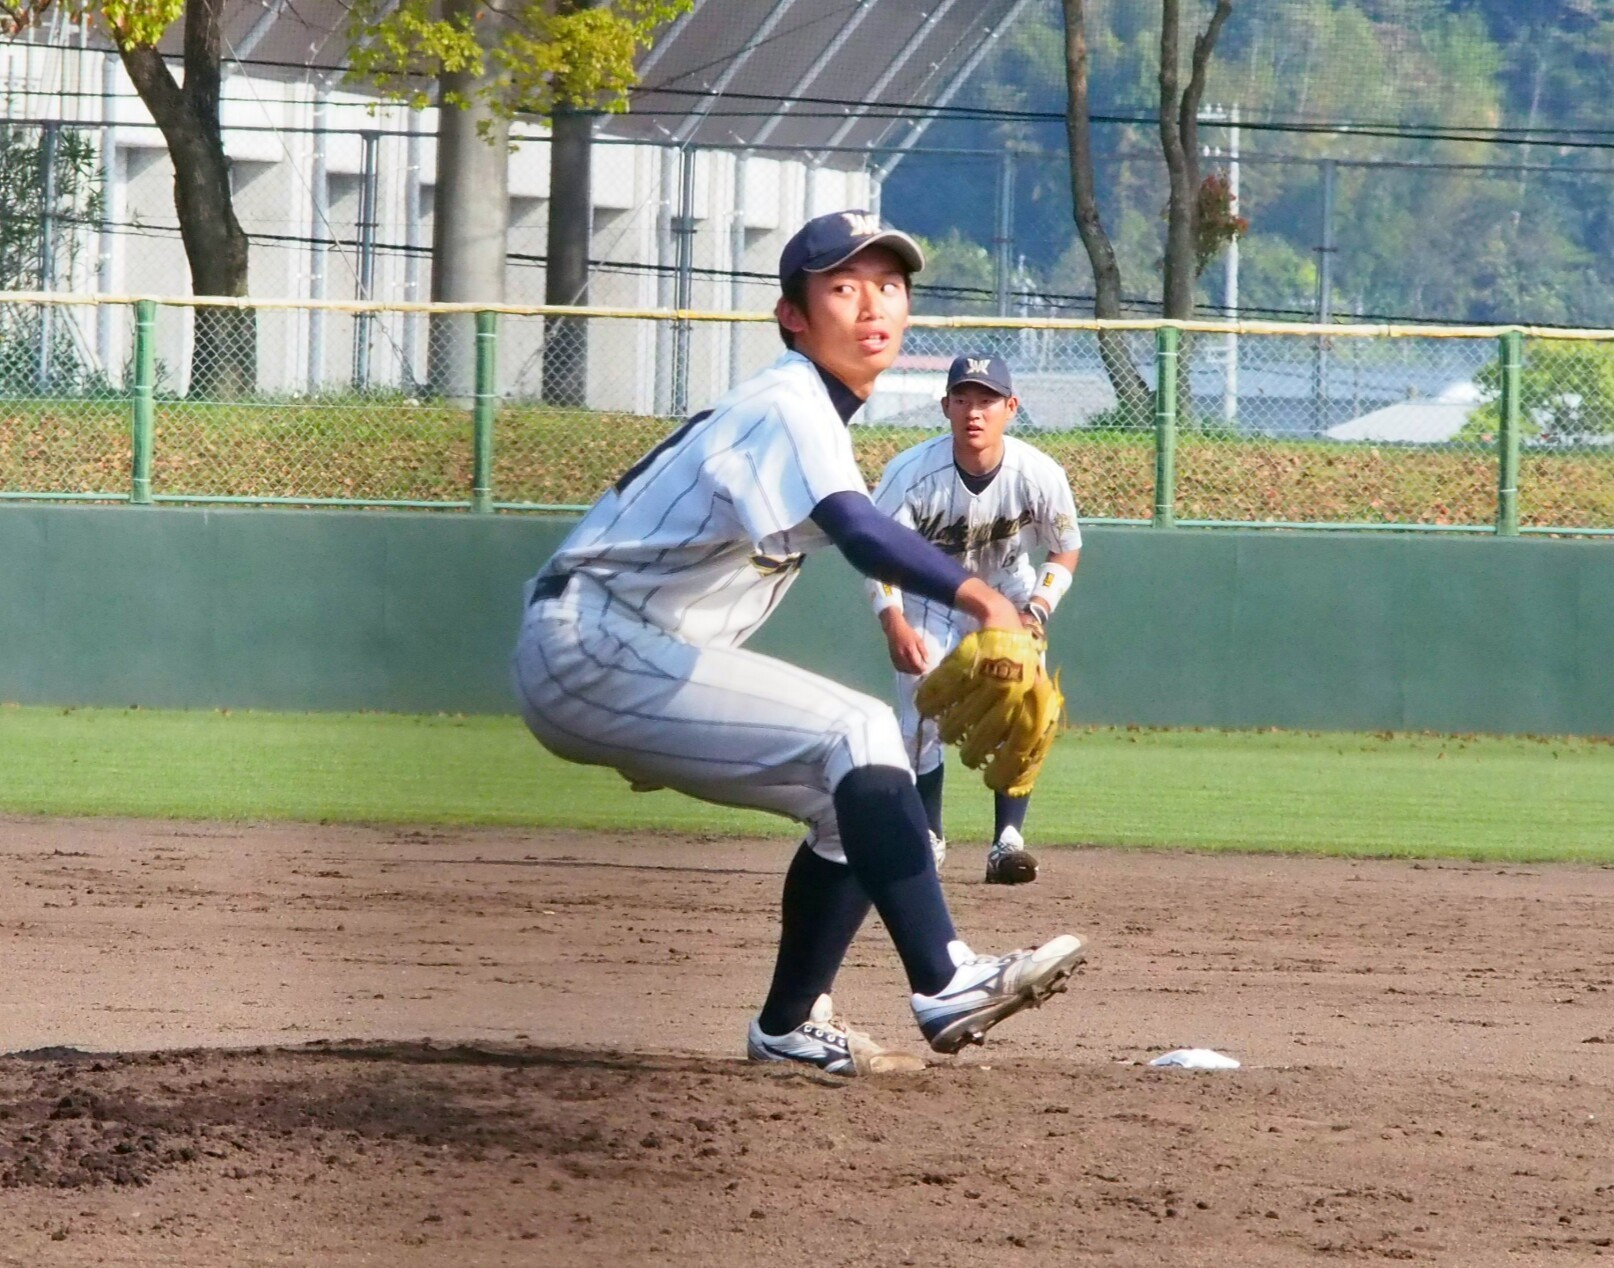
[27,210,1579,328]
[628,87,1614,151]
[14,33,1614,152]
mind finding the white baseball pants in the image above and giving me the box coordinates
[511,576,911,864]
[893,617,966,778]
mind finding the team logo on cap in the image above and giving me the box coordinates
[966,358,992,376]
[841,211,880,237]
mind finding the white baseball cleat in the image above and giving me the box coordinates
[928,831,948,870]
[747,994,926,1075]
[912,935,1086,1054]
[985,825,1038,885]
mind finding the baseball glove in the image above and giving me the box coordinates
[914,627,1064,798]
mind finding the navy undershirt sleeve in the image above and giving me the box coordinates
[810,490,971,607]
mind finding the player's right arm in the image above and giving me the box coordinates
[864,466,933,673]
[878,603,931,674]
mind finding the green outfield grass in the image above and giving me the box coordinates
[1,705,1610,862]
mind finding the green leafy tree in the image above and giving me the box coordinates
[1464,341,1614,442]
[0,124,101,291]
[346,0,682,120]
[2,0,256,396]
[0,123,104,393]
[900,0,1614,328]
[346,0,685,402]
[911,229,996,316]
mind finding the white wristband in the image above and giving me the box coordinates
[1029,560,1073,617]
[868,578,903,616]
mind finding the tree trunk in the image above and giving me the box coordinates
[118,0,256,400]
[1159,0,1233,321]
[542,106,592,407]
[428,0,511,402]
[1158,0,1232,424]
[1061,0,1150,425]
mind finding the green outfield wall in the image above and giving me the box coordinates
[2,505,1610,736]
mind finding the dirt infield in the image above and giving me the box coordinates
[1,817,1611,1266]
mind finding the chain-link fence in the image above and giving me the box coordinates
[3,293,1612,534]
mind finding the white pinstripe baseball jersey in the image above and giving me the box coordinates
[515,347,911,866]
[869,433,1082,638]
[535,350,869,649]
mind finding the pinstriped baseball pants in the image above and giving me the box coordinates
[511,578,911,865]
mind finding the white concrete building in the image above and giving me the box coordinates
[2,0,1026,408]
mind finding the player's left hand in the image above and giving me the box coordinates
[914,627,1064,797]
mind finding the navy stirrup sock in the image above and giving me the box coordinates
[758,842,872,1035]
[833,765,958,996]
[915,764,945,839]
[993,790,1030,840]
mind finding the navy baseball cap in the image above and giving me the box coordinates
[945,353,1014,397]
[778,210,925,286]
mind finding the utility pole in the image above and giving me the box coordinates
[403,113,424,389]
[671,145,697,416]
[1222,104,1239,424]
[308,83,329,394]
[1199,104,1242,425]
[1313,158,1336,431]
[352,130,380,393]
[994,148,1016,317]
[97,51,119,377]
[37,120,58,392]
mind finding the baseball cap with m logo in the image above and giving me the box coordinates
[945,353,1014,398]
[778,210,927,286]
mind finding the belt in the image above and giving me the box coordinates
[529,573,571,605]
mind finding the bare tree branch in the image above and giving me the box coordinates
[1062,0,1151,419]
[1161,0,1234,321]
[1179,0,1233,202]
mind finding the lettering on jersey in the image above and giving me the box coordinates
[750,551,805,576]
[841,211,880,237]
[910,506,1036,556]
[966,357,992,376]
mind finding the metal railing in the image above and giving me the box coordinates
[3,293,1612,536]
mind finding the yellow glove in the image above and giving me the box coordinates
[914,627,1064,797]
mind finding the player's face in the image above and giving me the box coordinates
[777,247,911,396]
[944,383,1017,471]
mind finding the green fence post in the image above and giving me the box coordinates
[1153,325,1178,528]
[131,299,155,506]
[1497,328,1521,537]
[472,310,497,513]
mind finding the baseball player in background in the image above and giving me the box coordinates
[869,354,1081,885]
[512,210,1086,1075]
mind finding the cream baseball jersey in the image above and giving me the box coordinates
[534,350,869,649]
[868,433,1082,635]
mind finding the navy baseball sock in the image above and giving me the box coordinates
[757,842,872,1036]
[915,764,945,839]
[833,765,958,996]
[994,791,1030,841]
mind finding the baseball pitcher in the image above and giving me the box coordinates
[512,212,1086,1075]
